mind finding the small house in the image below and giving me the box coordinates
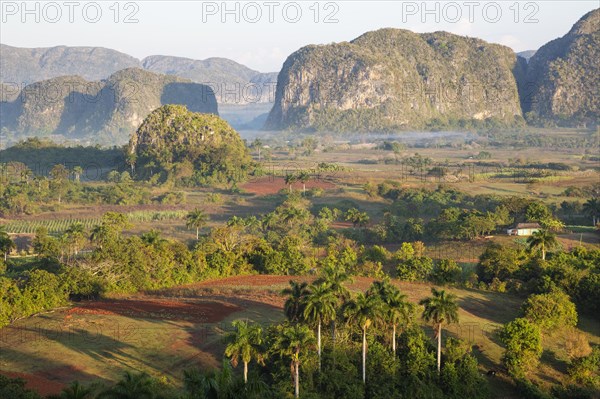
[506,223,541,236]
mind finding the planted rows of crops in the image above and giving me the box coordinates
[2,210,188,234]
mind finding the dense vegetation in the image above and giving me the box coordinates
[1,65,599,399]
[128,105,253,186]
[1,175,599,396]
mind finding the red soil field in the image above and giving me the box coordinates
[240,176,336,195]
[0,370,65,397]
[68,298,241,323]
[194,274,313,288]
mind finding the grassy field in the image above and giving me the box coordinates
[1,275,598,398]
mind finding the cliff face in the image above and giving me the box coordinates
[265,29,523,132]
[0,68,218,144]
[522,9,599,125]
[142,55,277,104]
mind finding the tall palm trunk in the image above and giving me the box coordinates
[196,228,199,240]
[317,320,322,371]
[437,323,442,373]
[244,361,248,384]
[542,248,546,260]
[294,358,300,398]
[392,324,396,356]
[362,327,367,383]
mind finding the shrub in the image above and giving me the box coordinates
[521,290,578,329]
[397,256,433,282]
[499,318,543,377]
[568,346,600,388]
[431,259,461,284]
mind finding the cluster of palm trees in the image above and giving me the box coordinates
[48,372,157,399]
[224,267,460,398]
[43,272,461,399]
[284,171,312,195]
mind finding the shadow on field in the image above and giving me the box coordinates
[19,326,143,368]
[0,345,106,395]
[458,291,520,325]
[69,299,241,323]
[538,349,565,385]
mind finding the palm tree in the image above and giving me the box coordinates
[183,360,236,399]
[271,323,315,398]
[297,171,310,196]
[526,229,558,260]
[125,152,137,175]
[186,208,209,239]
[303,283,337,370]
[0,226,16,261]
[419,288,459,373]
[343,293,384,383]
[345,208,370,229]
[140,229,166,247]
[214,360,235,398]
[183,367,218,398]
[65,222,86,256]
[89,224,109,249]
[72,166,84,183]
[51,381,95,399]
[284,173,297,193]
[367,277,414,356]
[282,280,310,322]
[224,320,265,384]
[251,138,263,162]
[315,265,353,342]
[583,198,600,226]
[98,371,154,399]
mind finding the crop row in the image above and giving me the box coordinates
[3,210,188,234]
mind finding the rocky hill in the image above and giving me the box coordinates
[0,44,276,104]
[129,104,251,185]
[521,8,599,126]
[0,68,218,145]
[265,29,524,132]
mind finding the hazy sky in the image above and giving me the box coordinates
[1,1,598,72]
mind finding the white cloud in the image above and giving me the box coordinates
[497,34,525,51]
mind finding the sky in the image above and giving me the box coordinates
[1,1,598,72]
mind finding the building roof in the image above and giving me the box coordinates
[514,223,542,229]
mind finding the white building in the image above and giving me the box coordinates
[506,223,542,236]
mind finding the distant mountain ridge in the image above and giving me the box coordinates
[0,44,276,104]
[0,68,218,145]
[517,50,536,62]
[141,55,277,103]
